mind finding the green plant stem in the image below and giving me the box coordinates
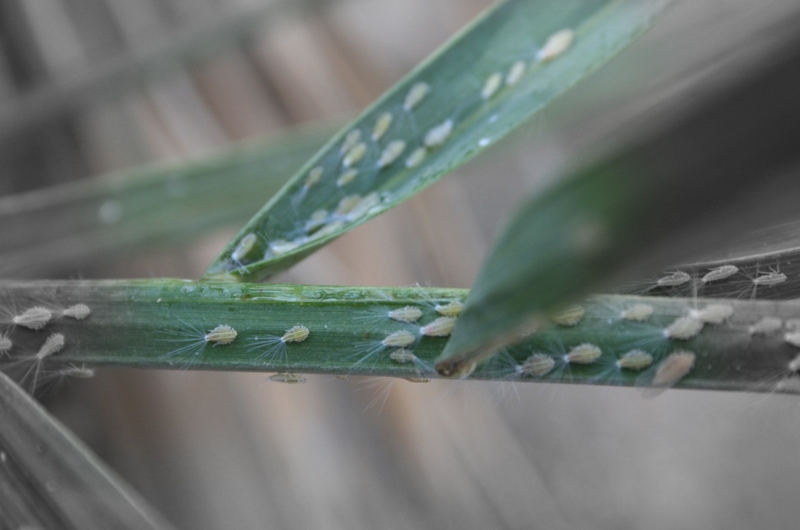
[3,280,800,395]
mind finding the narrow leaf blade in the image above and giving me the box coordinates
[0,370,176,529]
[204,0,669,282]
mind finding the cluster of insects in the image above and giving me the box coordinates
[0,299,93,389]
[222,28,576,275]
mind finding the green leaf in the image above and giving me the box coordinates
[204,0,669,282]
[0,124,334,277]
[437,31,800,376]
[0,370,176,529]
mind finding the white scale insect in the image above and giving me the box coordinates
[620,303,654,322]
[688,304,734,325]
[701,264,739,283]
[37,332,64,355]
[231,233,258,269]
[537,29,575,62]
[355,305,423,330]
[377,140,406,169]
[351,329,417,369]
[388,349,433,376]
[424,120,453,148]
[405,147,427,168]
[505,60,526,86]
[616,350,653,371]
[18,333,66,390]
[0,334,11,354]
[248,325,309,366]
[519,353,556,377]
[435,301,463,317]
[657,271,691,288]
[336,169,359,188]
[563,343,602,365]
[637,351,696,397]
[664,316,704,340]
[749,316,782,336]
[481,72,503,100]
[372,112,393,141]
[269,373,306,384]
[340,129,362,154]
[753,271,787,286]
[161,322,238,360]
[342,143,368,168]
[419,316,456,337]
[551,305,585,327]
[404,82,430,111]
[11,306,53,330]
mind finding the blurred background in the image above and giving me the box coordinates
[3,0,800,528]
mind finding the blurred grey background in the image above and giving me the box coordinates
[3,0,800,528]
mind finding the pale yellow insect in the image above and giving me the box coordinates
[788,354,800,373]
[13,307,53,330]
[424,120,453,147]
[37,333,65,360]
[389,349,417,364]
[269,373,306,384]
[63,303,91,320]
[551,305,585,327]
[340,129,362,154]
[420,316,457,337]
[269,239,301,256]
[701,264,739,283]
[377,140,406,169]
[388,306,423,323]
[520,353,555,377]
[616,350,653,371]
[350,193,381,221]
[481,72,503,99]
[335,195,362,216]
[281,325,310,343]
[564,343,602,364]
[753,271,787,286]
[305,209,329,232]
[60,365,95,378]
[620,304,654,322]
[342,142,367,168]
[0,334,12,354]
[304,166,324,189]
[648,351,695,389]
[206,324,238,345]
[232,233,258,264]
[657,271,691,287]
[537,29,575,62]
[435,301,463,317]
[336,169,358,188]
[405,147,427,168]
[505,60,526,85]
[161,321,238,360]
[404,82,430,111]
[784,332,800,348]
[248,325,309,366]
[664,316,704,340]
[382,330,416,348]
[308,221,345,241]
[749,316,782,335]
[689,304,734,325]
[372,112,393,141]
